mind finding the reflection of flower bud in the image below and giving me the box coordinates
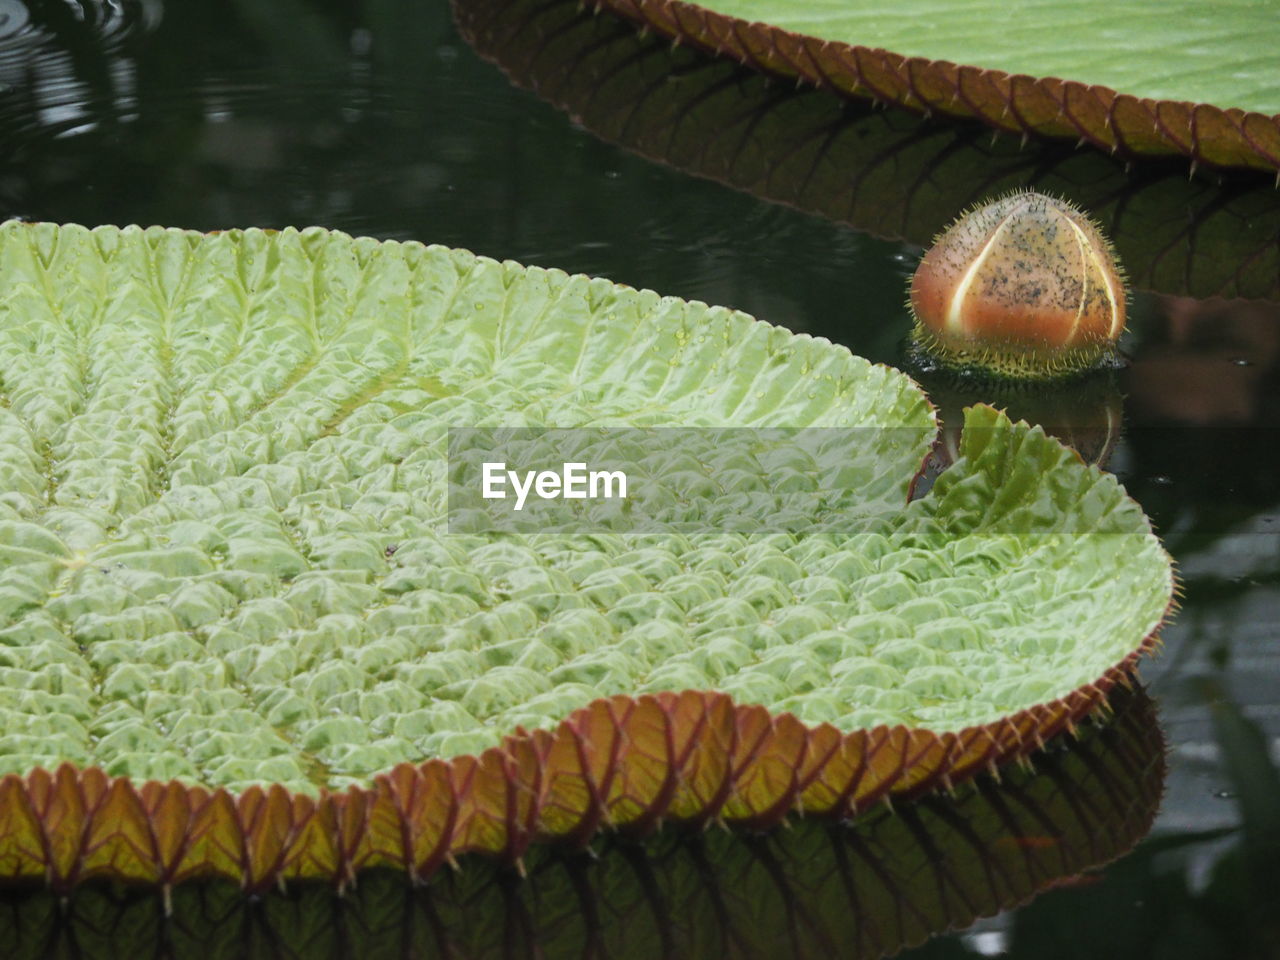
[909,191,1126,380]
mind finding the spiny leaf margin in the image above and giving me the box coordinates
[0,660,1158,895]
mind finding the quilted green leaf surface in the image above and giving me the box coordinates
[0,221,1171,800]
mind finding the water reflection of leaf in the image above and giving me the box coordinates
[1004,690,1279,960]
[0,686,1163,960]
[454,0,1280,303]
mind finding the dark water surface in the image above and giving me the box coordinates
[1,1,1278,957]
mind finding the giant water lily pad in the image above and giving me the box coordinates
[593,0,1280,173]
[0,220,1171,891]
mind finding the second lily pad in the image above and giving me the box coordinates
[593,0,1280,173]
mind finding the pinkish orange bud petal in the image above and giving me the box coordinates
[909,191,1126,380]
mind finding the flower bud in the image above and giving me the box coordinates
[909,191,1125,379]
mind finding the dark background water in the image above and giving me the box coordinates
[0,1,1278,957]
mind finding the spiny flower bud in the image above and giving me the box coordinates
[909,191,1126,380]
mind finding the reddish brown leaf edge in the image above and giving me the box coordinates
[0,629,1161,898]
[591,0,1280,177]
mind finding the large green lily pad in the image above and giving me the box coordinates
[0,221,1171,890]
[593,0,1280,173]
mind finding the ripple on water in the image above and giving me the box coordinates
[0,0,163,142]
[0,0,161,49]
